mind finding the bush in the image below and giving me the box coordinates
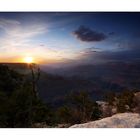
[56,106,72,124]
[116,90,136,113]
[57,91,102,124]
[0,65,55,127]
[0,65,23,94]
[104,92,116,106]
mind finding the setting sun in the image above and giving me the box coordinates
[24,56,34,63]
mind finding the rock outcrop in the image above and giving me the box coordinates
[70,113,140,128]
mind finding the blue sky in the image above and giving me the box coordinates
[0,12,140,65]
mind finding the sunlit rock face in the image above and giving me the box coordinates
[70,113,140,128]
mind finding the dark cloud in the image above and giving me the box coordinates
[73,25,107,42]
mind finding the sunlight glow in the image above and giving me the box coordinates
[24,56,34,63]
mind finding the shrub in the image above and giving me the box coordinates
[57,91,102,124]
[116,90,136,113]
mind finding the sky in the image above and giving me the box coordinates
[0,12,140,65]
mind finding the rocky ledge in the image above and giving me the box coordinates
[70,113,140,128]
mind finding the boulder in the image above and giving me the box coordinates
[70,113,140,128]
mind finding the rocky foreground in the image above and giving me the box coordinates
[70,113,140,128]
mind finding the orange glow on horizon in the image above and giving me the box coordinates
[0,55,66,65]
[23,56,34,64]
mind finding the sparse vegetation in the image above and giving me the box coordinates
[56,91,102,125]
[0,65,54,127]
[116,90,136,113]
[0,64,140,128]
